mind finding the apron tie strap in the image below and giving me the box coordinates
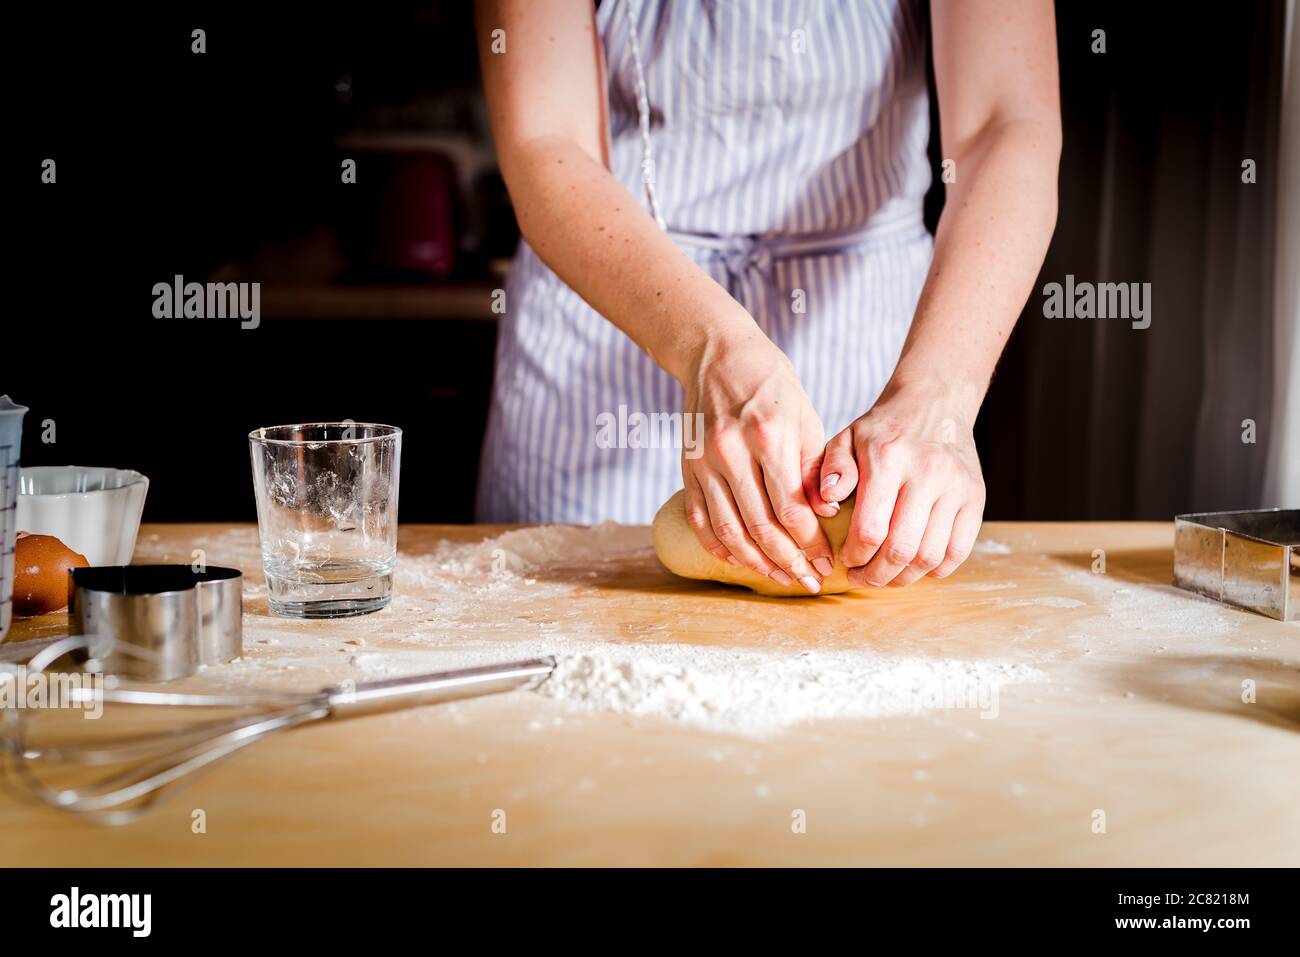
[667,201,927,279]
[622,0,667,230]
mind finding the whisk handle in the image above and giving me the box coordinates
[323,657,556,720]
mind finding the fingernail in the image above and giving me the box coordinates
[824,500,839,513]
[812,556,834,577]
[725,555,741,566]
[799,575,821,594]
[821,473,840,491]
[770,569,794,587]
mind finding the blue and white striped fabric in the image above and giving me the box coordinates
[476,0,934,524]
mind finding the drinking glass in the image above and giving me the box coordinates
[249,423,401,618]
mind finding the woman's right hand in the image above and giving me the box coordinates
[681,330,837,594]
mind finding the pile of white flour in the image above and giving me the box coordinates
[534,645,1042,736]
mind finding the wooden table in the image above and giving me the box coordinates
[2,521,1297,866]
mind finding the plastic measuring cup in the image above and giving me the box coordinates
[0,396,29,641]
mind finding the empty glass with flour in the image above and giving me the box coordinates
[249,423,401,618]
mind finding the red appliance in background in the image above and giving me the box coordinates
[339,139,460,279]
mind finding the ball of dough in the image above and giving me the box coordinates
[652,489,862,596]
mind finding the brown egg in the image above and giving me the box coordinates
[12,534,89,616]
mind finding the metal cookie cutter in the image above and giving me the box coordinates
[1173,509,1300,621]
[69,565,243,680]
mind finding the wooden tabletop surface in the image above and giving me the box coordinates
[2,520,1297,866]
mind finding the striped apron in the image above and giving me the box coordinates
[477,0,934,524]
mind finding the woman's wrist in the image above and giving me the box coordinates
[878,367,987,426]
[669,305,767,388]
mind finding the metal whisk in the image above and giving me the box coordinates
[1,636,555,825]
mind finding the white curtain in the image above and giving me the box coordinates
[1264,0,1300,506]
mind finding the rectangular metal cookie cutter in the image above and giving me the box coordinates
[1173,509,1300,621]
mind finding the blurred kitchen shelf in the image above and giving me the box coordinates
[260,283,500,321]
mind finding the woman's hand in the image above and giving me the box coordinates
[819,378,986,586]
[803,0,1058,591]
[681,330,837,594]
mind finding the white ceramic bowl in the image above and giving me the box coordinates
[16,467,149,566]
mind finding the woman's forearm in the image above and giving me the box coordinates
[889,118,1061,420]
[476,0,760,385]
[501,134,761,384]
[501,133,835,588]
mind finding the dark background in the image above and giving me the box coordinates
[6,1,1290,523]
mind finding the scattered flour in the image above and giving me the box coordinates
[10,520,1260,742]
[424,522,651,577]
[137,522,1278,738]
[1000,596,1087,609]
[325,636,1046,737]
[128,523,1063,737]
[1060,568,1237,639]
[381,523,655,614]
[534,645,1044,737]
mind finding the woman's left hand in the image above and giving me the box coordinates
[818,379,986,586]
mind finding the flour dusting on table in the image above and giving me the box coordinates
[423,521,652,576]
[535,647,1043,736]
[126,521,1257,739]
[1058,567,1238,639]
